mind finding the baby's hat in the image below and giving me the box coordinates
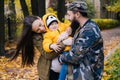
[46,15,58,27]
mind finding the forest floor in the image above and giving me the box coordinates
[0,27,120,80]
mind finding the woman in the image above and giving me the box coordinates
[11,16,61,80]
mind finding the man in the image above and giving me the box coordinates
[58,1,104,80]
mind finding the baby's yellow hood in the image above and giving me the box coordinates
[42,13,60,32]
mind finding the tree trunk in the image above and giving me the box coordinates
[57,0,66,22]
[0,0,5,56]
[100,0,106,18]
[38,0,45,17]
[117,12,120,20]
[8,0,16,41]
[31,0,39,16]
[100,0,115,18]
[31,0,45,17]
[20,0,29,17]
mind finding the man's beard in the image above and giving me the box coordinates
[70,18,80,37]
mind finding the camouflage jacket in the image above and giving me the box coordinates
[59,19,104,80]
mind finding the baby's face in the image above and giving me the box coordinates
[49,21,58,31]
[32,18,46,33]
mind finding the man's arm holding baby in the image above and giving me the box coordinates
[57,27,73,46]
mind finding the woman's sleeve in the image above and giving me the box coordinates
[33,34,59,60]
[43,33,53,52]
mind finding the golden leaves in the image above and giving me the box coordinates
[0,55,39,79]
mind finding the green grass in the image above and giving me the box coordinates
[102,48,120,80]
[93,19,120,30]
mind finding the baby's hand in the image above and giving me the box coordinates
[50,44,62,53]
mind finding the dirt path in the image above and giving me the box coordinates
[101,27,120,55]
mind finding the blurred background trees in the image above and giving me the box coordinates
[106,0,120,20]
[20,0,29,17]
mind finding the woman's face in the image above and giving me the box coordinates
[32,18,46,33]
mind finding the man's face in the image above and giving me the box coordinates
[66,11,74,22]
[66,10,76,22]
[66,10,80,35]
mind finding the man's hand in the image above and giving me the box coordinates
[57,27,72,43]
[57,32,69,43]
[62,37,73,46]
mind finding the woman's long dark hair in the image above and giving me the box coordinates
[11,16,39,67]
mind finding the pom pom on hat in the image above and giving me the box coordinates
[46,15,58,27]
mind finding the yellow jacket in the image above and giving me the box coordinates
[42,13,70,52]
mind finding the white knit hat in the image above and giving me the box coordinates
[46,15,58,27]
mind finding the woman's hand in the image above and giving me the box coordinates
[50,43,62,53]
